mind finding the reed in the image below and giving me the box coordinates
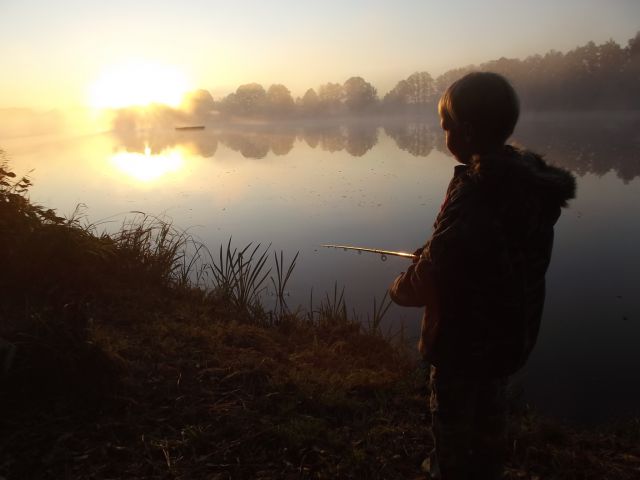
[366,290,393,336]
[207,239,272,313]
[270,250,299,321]
[317,282,349,324]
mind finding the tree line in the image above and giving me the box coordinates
[183,31,640,118]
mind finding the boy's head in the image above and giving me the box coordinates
[438,72,519,163]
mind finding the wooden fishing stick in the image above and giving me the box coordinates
[321,244,417,260]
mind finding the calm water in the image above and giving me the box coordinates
[3,114,640,423]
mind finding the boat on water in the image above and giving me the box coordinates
[175,125,205,131]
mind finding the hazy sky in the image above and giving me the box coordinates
[1,0,639,109]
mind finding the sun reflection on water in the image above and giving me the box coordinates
[110,145,185,182]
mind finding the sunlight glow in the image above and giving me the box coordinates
[88,62,190,109]
[110,145,185,182]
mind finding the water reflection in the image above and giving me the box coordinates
[514,115,640,183]
[316,125,346,153]
[220,130,296,158]
[344,125,378,156]
[109,116,640,180]
[114,120,218,158]
[110,145,185,182]
[384,122,440,157]
[295,124,379,156]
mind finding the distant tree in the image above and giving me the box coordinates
[625,31,640,108]
[383,72,437,114]
[382,79,415,114]
[343,76,378,113]
[299,88,320,115]
[533,49,566,109]
[317,82,344,114]
[184,89,215,118]
[599,39,633,108]
[217,93,239,116]
[383,79,410,109]
[266,84,294,116]
[627,30,640,58]
[599,39,626,72]
[434,66,476,96]
[234,83,267,116]
[559,42,598,108]
[404,72,437,106]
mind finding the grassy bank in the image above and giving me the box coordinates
[1,158,638,479]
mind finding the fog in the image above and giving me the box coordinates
[0,107,110,139]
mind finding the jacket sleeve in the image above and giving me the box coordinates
[389,179,492,307]
[389,256,436,307]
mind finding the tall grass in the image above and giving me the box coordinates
[318,282,348,323]
[270,250,299,320]
[366,290,393,335]
[207,239,272,313]
[201,240,400,338]
[110,213,208,289]
[201,239,399,338]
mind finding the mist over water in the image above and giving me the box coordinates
[2,113,639,423]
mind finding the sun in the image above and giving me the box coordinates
[88,61,191,109]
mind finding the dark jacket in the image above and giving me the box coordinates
[390,146,576,376]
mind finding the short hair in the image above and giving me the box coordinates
[438,72,520,145]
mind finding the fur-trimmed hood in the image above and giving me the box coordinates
[468,145,577,208]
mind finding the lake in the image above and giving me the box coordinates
[2,113,639,424]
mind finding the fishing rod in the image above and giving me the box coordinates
[321,244,417,261]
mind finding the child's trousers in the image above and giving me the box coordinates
[428,365,509,480]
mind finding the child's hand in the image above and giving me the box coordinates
[412,246,424,263]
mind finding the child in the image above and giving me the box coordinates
[389,72,576,479]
